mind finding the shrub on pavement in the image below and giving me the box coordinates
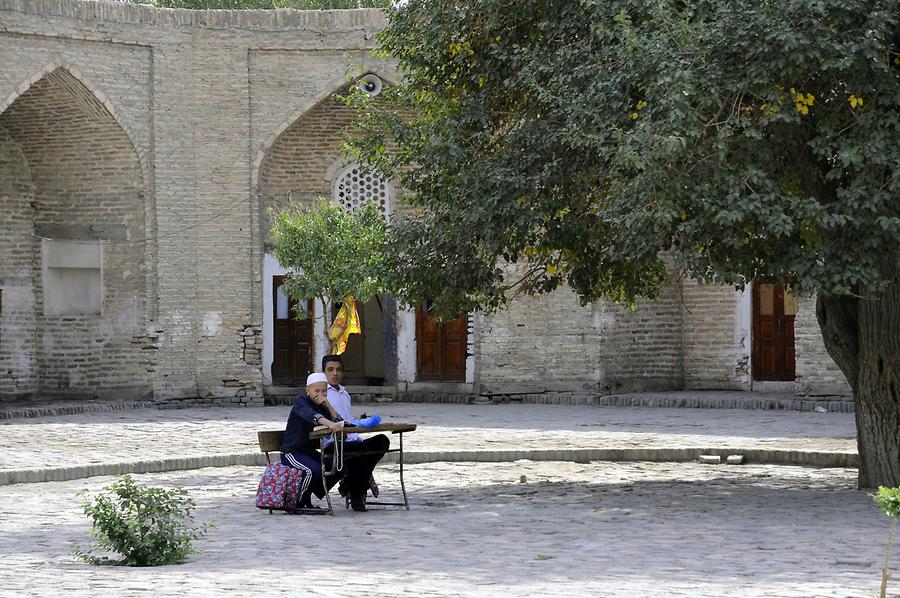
[73,474,212,566]
[873,486,900,598]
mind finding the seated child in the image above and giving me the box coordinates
[279,372,345,509]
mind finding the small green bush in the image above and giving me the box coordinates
[73,475,212,566]
[874,486,900,519]
[872,486,900,598]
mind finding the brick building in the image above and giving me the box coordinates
[0,0,850,405]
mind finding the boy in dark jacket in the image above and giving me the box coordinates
[280,372,345,509]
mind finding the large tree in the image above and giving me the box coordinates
[349,0,900,487]
[126,0,390,9]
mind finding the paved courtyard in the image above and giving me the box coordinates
[0,460,893,597]
[0,401,857,476]
[0,397,889,596]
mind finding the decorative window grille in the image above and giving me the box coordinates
[332,164,391,216]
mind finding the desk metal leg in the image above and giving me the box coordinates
[320,440,334,516]
[399,432,409,510]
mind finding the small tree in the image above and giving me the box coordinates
[73,475,211,567]
[873,486,900,598]
[271,199,389,353]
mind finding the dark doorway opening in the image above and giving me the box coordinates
[335,297,385,386]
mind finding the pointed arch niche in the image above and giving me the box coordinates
[257,78,404,388]
[0,67,150,398]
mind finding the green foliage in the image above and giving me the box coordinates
[126,0,390,9]
[73,475,211,567]
[874,486,900,517]
[349,0,900,319]
[271,199,388,318]
[873,486,900,597]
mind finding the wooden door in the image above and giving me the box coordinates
[272,276,313,386]
[752,280,796,381]
[416,304,467,381]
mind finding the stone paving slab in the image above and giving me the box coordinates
[0,403,857,483]
[0,461,892,597]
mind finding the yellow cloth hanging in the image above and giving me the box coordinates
[328,296,361,355]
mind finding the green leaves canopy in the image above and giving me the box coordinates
[127,0,390,9]
[350,0,900,319]
[271,199,388,316]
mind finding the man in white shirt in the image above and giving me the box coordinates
[322,354,388,511]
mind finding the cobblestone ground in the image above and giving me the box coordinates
[0,403,856,472]
[0,460,893,598]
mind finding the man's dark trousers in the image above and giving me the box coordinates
[325,434,389,498]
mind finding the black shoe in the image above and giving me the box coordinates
[337,482,350,498]
[350,494,367,512]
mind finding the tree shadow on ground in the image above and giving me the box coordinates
[0,463,891,595]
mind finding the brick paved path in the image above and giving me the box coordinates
[0,461,892,597]
[0,403,856,475]
[0,399,885,597]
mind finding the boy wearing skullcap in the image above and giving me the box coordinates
[279,372,346,510]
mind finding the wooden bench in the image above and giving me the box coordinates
[257,423,417,516]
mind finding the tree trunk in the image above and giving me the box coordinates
[818,275,900,489]
[321,297,336,355]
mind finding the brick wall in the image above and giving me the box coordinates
[258,85,393,241]
[0,0,387,401]
[0,126,38,396]
[475,279,683,394]
[259,88,356,231]
[600,280,684,391]
[0,68,150,397]
[794,295,852,395]
[190,42,260,401]
[149,38,199,398]
[681,280,748,389]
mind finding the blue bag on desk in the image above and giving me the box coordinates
[347,415,381,428]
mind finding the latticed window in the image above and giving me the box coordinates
[331,164,391,216]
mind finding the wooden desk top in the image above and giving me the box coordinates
[309,422,417,440]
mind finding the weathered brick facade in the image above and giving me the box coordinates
[681,280,748,390]
[0,125,38,394]
[794,296,851,395]
[0,65,149,397]
[0,0,850,403]
[258,84,368,240]
[476,282,684,395]
[0,0,391,402]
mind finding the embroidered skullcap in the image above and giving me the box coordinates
[306,372,328,386]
